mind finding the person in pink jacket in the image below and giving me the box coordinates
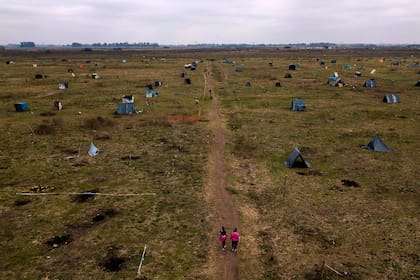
[219,226,227,250]
[230,228,240,252]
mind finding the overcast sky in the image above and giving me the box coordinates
[1,0,419,45]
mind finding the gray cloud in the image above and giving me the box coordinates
[0,0,419,44]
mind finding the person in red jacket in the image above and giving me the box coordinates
[219,226,227,251]
[230,228,240,252]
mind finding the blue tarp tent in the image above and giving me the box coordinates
[284,148,311,168]
[145,89,158,98]
[364,79,377,88]
[14,102,29,112]
[117,103,136,115]
[383,94,400,103]
[362,135,391,152]
[88,143,99,157]
[343,65,351,70]
[291,99,306,111]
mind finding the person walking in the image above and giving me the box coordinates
[219,226,227,251]
[230,228,240,252]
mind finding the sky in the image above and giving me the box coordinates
[1,0,419,45]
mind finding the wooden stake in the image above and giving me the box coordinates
[136,244,147,278]
[324,263,343,277]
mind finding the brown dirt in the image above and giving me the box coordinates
[204,63,240,279]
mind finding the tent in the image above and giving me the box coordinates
[354,71,362,77]
[383,94,400,103]
[14,102,29,112]
[275,81,281,87]
[284,73,292,78]
[180,72,185,78]
[362,135,391,152]
[415,80,420,87]
[284,148,311,168]
[288,64,296,71]
[54,101,63,110]
[343,65,351,70]
[154,80,162,87]
[122,95,134,103]
[328,77,346,87]
[184,78,191,84]
[88,143,99,157]
[117,103,136,115]
[58,81,68,89]
[331,59,337,63]
[245,81,251,87]
[34,74,44,79]
[145,89,158,98]
[417,70,420,74]
[364,79,377,88]
[291,99,306,111]
[268,62,273,67]
[91,73,99,79]
[235,67,242,72]
[319,61,325,65]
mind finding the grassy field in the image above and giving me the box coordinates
[0,47,419,279]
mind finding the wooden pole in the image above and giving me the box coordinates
[136,244,147,278]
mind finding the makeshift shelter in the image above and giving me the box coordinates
[145,89,158,98]
[117,103,136,115]
[275,81,281,87]
[14,102,29,112]
[343,65,351,70]
[245,82,251,87]
[364,79,377,88]
[415,80,420,87]
[122,95,134,103]
[284,148,311,168]
[284,73,292,78]
[288,64,296,71]
[383,94,400,103]
[88,143,99,157]
[331,59,337,63]
[34,74,44,79]
[58,82,68,89]
[154,80,162,87]
[268,62,273,67]
[184,78,191,84]
[319,61,325,66]
[290,99,306,111]
[91,73,99,79]
[6,61,15,64]
[54,101,63,110]
[362,135,391,152]
[354,71,362,77]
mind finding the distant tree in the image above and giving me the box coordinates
[72,42,82,47]
[20,42,36,48]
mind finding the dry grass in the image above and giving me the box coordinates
[0,47,419,279]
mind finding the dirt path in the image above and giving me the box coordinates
[204,63,240,279]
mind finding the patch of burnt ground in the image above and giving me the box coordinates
[341,179,360,187]
[45,234,72,248]
[297,170,324,176]
[13,198,31,206]
[92,209,118,223]
[71,189,99,203]
[99,246,126,272]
